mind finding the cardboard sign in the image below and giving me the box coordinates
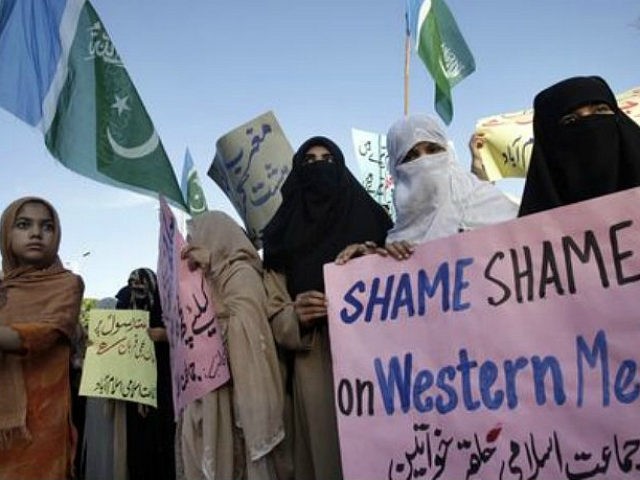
[325,187,640,479]
[208,111,293,246]
[157,197,230,417]
[80,309,157,407]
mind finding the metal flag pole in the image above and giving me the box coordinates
[404,11,411,116]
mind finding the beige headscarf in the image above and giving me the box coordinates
[0,197,83,447]
[188,211,284,461]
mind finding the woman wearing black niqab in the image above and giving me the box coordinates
[518,76,640,216]
[262,136,392,480]
[262,136,392,296]
[116,268,176,480]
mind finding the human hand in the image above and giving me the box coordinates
[181,245,210,272]
[335,241,388,265]
[147,327,168,343]
[137,403,149,418]
[469,133,489,181]
[294,290,328,328]
[385,241,415,261]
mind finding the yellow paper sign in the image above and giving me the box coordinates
[475,86,640,181]
[475,109,533,181]
[79,309,157,407]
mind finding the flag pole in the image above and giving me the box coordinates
[404,15,411,115]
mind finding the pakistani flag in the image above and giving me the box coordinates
[0,0,187,209]
[410,0,475,125]
[180,148,208,216]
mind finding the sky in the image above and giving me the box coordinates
[0,0,638,299]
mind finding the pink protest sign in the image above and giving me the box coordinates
[324,187,640,480]
[157,198,230,416]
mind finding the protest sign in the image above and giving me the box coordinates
[157,197,230,417]
[474,109,533,181]
[208,111,293,246]
[352,128,395,219]
[80,309,157,407]
[325,187,640,479]
[617,86,640,123]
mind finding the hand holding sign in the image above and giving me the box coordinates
[325,187,640,479]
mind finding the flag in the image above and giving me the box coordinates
[0,0,187,209]
[405,0,421,37]
[180,148,208,216]
[408,0,475,125]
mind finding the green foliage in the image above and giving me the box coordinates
[80,297,99,329]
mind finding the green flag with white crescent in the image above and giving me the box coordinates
[416,0,475,125]
[0,0,187,209]
[180,148,208,216]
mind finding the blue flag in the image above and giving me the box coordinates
[405,0,422,37]
[0,0,187,209]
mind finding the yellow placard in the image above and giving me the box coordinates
[79,309,157,407]
[475,108,533,181]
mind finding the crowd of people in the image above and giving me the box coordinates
[1,75,639,479]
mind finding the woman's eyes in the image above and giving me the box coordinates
[594,104,613,114]
[559,103,614,125]
[426,144,445,154]
[401,144,445,164]
[13,220,54,231]
[559,114,578,126]
[403,151,420,163]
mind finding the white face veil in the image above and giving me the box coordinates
[385,115,518,244]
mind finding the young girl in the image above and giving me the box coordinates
[0,197,84,479]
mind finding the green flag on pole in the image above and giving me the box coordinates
[180,148,208,216]
[415,0,475,124]
[0,0,187,209]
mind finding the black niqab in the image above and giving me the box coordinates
[115,268,176,480]
[262,136,393,297]
[519,76,640,216]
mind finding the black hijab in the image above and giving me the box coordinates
[519,76,640,216]
[115,267,176,480]
[115,267,162,326]
[262,136,393,297]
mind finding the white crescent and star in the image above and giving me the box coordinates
[111,94,130,115]
[107,94,160,159]
[188,172,207,213]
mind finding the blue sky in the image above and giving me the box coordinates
[1,0,638,298]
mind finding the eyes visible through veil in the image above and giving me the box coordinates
[558,102,614,126]
[401,141,446,164]
[302,145,334,164]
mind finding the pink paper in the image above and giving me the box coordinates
[324,187,640,480]
[157,198,230,417]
